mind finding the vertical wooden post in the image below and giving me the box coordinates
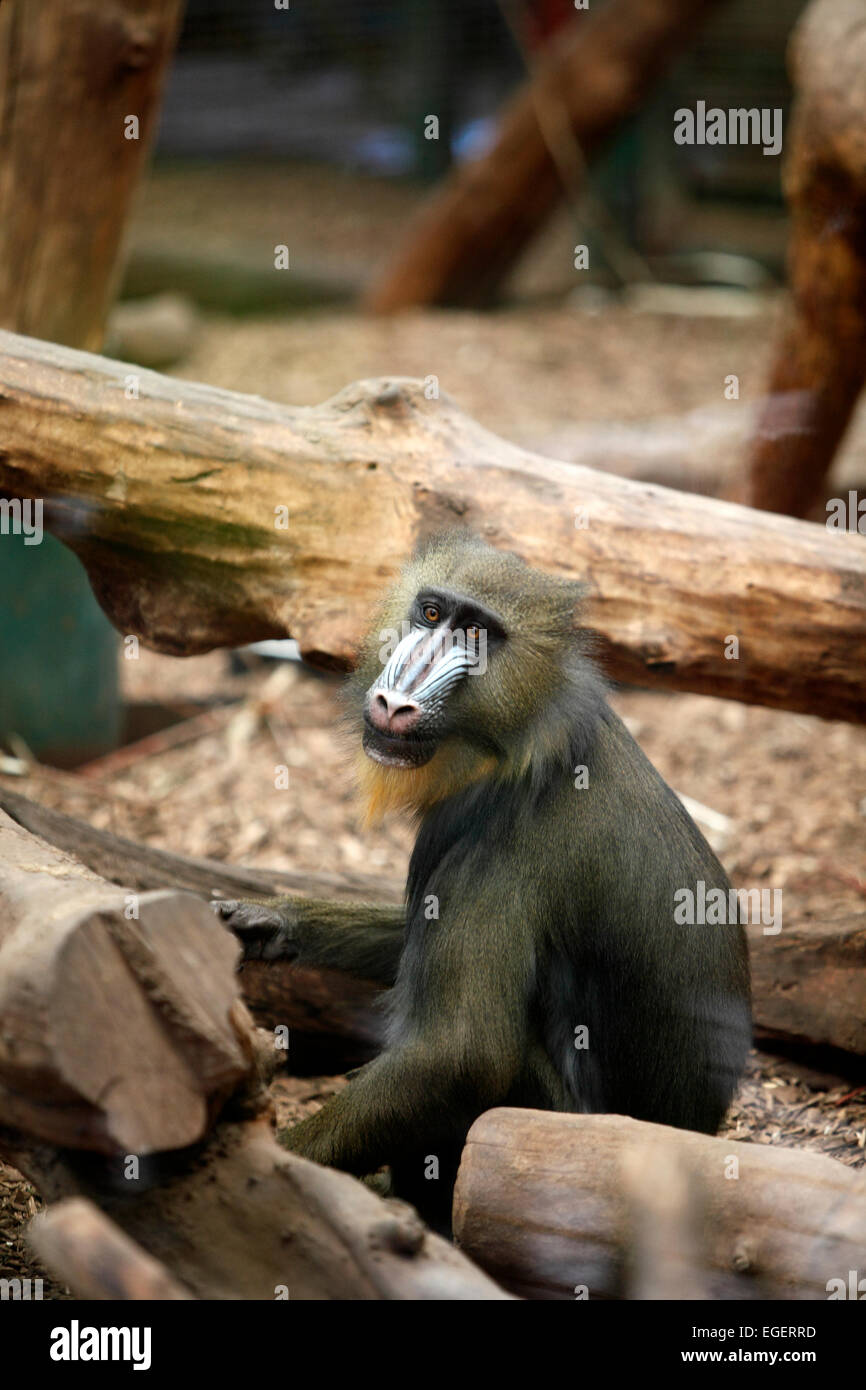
[0,0,184,350]
[738,163,866,517]
[735,0,866,517]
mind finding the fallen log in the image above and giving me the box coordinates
[364,0,723,311]
[0,786,392,1066]
[1,331,864,722]
[0,784,403,905]
[747,913,866,1056]
[453,1109,866,1299]
[0,807,254,1152]
[0,810,510,1299]
[2,788,864,1060]
[6,1118,512,1301]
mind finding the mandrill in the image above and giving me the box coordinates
[213,531,751,1225]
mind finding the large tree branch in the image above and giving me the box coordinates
[1,328,864,721]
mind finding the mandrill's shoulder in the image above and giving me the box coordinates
[568,705,731,887]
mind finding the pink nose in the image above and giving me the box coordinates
[369,688,422,736]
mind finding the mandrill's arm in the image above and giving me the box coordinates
[277,910,531,1176]
[278,1035,521,1176]
[212,897,405,986]
[277,1045,452,1174]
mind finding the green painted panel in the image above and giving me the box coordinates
[0,532,120,763]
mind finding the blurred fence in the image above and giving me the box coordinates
[159,0,807,202]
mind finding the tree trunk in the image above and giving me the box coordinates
[1,330,864,722]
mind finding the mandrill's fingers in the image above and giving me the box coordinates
[209,898,300,962]
[210,899,241,920]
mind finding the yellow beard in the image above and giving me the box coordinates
[355,742,498,825]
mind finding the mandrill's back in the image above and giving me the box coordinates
[538,703,751,1134]
[405,692,751,1138]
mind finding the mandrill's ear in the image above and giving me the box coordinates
[411,527,480,562]
[562,577,590,618]
[523,567,590,640]
[547,574,588,605]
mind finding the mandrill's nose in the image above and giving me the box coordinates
[369,687,422,736]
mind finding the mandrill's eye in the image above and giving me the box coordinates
[422,603,441,624]
[465,624,481,643]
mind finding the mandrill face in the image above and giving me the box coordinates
[349,531,586,818]
[361,584,505,769]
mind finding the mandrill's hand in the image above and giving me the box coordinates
[210,898,302,962]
